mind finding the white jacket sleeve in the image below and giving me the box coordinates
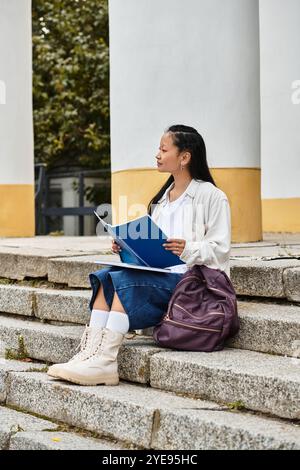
[179,197,231,269]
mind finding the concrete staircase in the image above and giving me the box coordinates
[0,237,299,450]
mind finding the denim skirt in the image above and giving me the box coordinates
[88,266,184,330]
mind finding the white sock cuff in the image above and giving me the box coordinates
[106,310,130,335]
[89,309,110,328]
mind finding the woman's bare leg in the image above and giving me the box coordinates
[92,285,126,313]
[92,284,110,311]
[110,291,126,313]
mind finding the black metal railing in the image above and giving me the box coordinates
[35,164,110,235]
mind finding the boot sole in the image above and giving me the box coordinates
[54,369,119,386]
[47,367,65,379]
[47,362,88,380]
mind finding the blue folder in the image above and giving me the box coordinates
[94,212,185,269]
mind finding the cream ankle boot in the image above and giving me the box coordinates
[49,328,124,386]
[47,325,104,379]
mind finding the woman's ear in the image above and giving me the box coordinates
[182,152,191,165]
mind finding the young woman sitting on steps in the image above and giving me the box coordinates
[47,124,231,386]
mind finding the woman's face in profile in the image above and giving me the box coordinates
[156,133,180,173]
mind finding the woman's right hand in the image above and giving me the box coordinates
[111,239,122,254]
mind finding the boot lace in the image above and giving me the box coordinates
[84,330,110,363]
[90,331,108,356]
[71,325,103,362]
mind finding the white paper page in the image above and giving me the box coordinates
[94,260,174,273]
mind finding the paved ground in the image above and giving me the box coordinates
[0,233,299,259]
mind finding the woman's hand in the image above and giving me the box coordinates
[162,238,186,256]
[111,239,122,254]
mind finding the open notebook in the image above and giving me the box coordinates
[94,211,186,273]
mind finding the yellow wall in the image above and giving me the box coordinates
[0,185,35,237]
[262,198,300,232]
[2,175,297,238]
[112,168,263,243]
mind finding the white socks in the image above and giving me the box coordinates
[106,310,130,335]
[89,309,110,328]
[89,309,129,335]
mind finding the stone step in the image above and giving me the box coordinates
[150,348,300,419]
[48,256,300,302]
[0,248,117,286]
[0,315,299,419]
[1,363,300,450]
[1,291,299,357]
[227,300,300,356]
[0,236,113,281]
[0,284,91,325]
[0,359,48,402]
[0,315,162,384]
[9,431,124,450]
[0,406,125,450]
[1,247,300,300]
[230,258,300,302]
[0,246,106,280]
[0,315,85,364]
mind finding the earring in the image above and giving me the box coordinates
[181,165,184,171]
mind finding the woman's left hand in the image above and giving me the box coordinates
[162,238,186,256]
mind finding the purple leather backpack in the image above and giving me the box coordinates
[153,264,239,352]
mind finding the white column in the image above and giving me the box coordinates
[0,0,34,236]
[260,0,300,231]
[109,0,262,241]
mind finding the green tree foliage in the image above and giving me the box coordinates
[32,0,110,170]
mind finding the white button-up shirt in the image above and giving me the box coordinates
[151,178,231,277]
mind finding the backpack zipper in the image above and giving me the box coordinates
[172,275,230,304]
[175,275,202,289]
[166,275,202,316]
[175,275,229,301]
[173,303,225,318]
[170,273,236,316]
[164,316,221,333]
